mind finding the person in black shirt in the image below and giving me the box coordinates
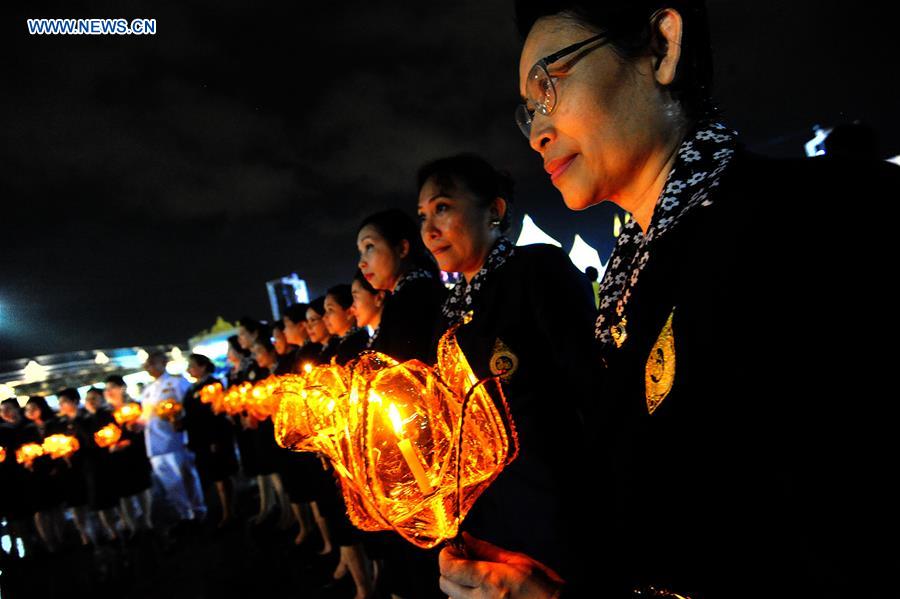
[249,337,293,527]
[306,297,338,364]
[81,387,123,541]
[350,270,385,337]
[1,397,35,557]
[56,388,93,545]
[182,353,238,528]
[416,154,599,597]
[103,376,154,534]
[23,396,66,552]
[324,284,371,364]
[356,209,446,363]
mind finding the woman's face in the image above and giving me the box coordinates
[273,327,289,355]
[518,16,674,211]
[357,225,405,291]
[24,403,40,422]
[305,308,329,344]
[252,344,277,370]
[283,316,308,346]
[187,360,207,381]
[351,280,383,329]
[58,399,78,419]
[104,384,125,408]
[226,347,242,367]
[237,326,257,350]
[85,392,104,414]
[323,295,355,337]
[418,176,498,278]
[1,403,19,424]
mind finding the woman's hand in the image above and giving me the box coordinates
[109,439,132,453]
[439,533,565,599]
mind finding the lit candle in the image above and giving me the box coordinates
[387,402,433,495]
[0,446,6,463]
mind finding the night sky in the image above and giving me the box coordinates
[2,1,897,361]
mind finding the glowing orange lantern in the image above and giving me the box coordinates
[244,377,281,420]
[274,326,517,549]
[200,382,225,414]
[114,402,142,426]
[273,362,350,457]
[223,382,251,416]
[0,446,6,463]
[42,434,80,459]
[15,442,45,465]
[155,399,182,422]
[94,423,122,448]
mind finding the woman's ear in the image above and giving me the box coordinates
[490,197,508,227]
[652,8,683,86]
[398,239,410,259]
[375,291,386,308]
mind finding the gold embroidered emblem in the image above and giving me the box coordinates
[489,338,518,383]
[611,317,628,348]
[645,310,676,415]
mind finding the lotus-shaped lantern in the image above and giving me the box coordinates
[94,423,122,448]
[245,377,282,420]
[200,382,225,414]
[16,442,45,465]
[114,402,142,426]
[155,399,182,422]
[42,434,80,459]
[273,327,517,549]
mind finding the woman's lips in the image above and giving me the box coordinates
[545,154,576,182]
[364,272,374,280]
[431,245,450,256]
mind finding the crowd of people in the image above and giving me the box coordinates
[3,1,899,598]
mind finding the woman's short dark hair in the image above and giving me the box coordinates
[252,336,276,354]
[2,397,24,417]
[284,303,309,324]
[308,296,327,318]
[26,396,55,421]
[105,375,126,387]
[227,335,250,357]
[416,153,515,233]
[358,209,439,275]
[352,269,378,295]
[326,284,354,310]
[514,0,715,121]
[188,353,216,374]
[57,387,81,404]
[238,316,262,335]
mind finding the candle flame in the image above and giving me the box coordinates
[387,403,404,436]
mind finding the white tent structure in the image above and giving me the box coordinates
[568,234,607,278]
[515,214,562,248]
[515,214,607,276]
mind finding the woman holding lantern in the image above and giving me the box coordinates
[104,376,154,534]
[183,353,238,527]
[416,153,601,592]
[437,1,900,597]
[23,396,67,552]
[82,387,126,541]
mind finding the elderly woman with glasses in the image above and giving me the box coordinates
[438,1,900,598]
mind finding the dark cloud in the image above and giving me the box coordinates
[1,0,898,360]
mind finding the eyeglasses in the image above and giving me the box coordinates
[515,34,608,139]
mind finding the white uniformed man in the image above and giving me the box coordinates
[140,350,206,523]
